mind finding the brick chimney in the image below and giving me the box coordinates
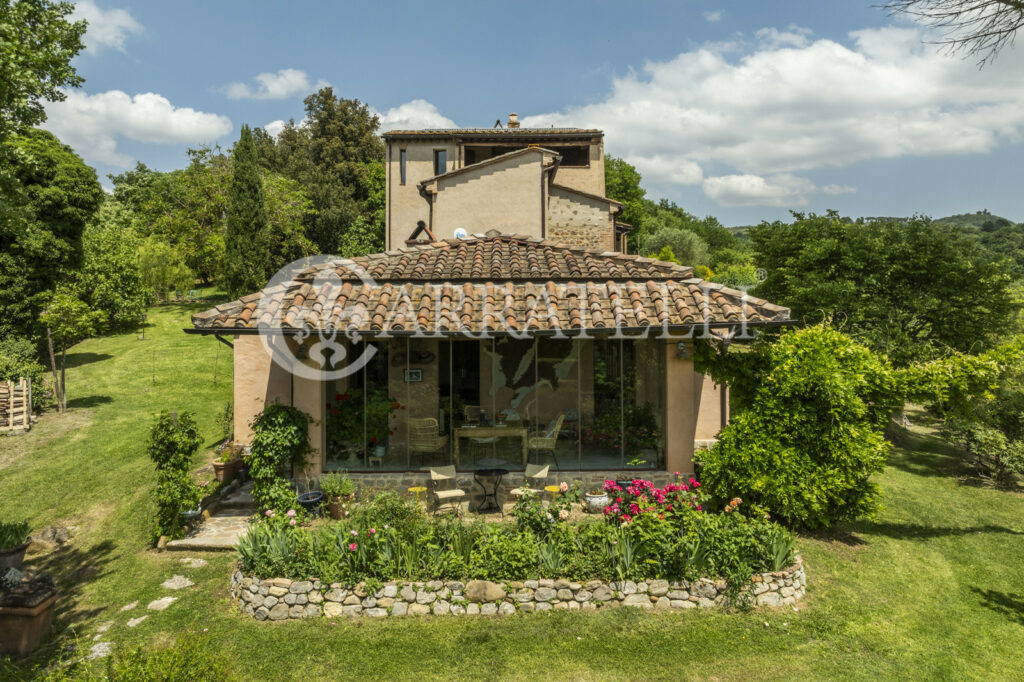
[507,113,520,129]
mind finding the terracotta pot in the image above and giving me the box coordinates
[0,543,28,570]
[213,460,232,483]
[0,592,56,658]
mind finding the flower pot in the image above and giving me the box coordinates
[213,460,235,483]
[0,543,29,571]
[297,491,324,517]
[584,492,609,513]
[0,589,56,658]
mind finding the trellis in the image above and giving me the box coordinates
[0,378,32,433]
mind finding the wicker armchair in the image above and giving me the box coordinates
[408,417,449,468]
[528,414,565,468]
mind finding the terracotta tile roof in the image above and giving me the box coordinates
[382,128,601,138]
[191,235,790,334]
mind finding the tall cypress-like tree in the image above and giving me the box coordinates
[224,125,270,297]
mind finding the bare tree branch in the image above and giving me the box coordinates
[882,0,1024,65]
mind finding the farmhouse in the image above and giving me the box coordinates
[188,115,792,481]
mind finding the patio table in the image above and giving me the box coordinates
[453,425,527,468]
[473,468,508,516]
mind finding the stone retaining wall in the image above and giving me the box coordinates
[229,557,805,621]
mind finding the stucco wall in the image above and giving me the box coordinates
[547,185,615,251]
[663,341,701,474]
[695,375,727,441]
[430,155,544,238]
[387,140,455,249]
[233,335,290,444]
[550,141,605,197]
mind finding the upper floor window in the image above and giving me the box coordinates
[551,146,589,167]
[433,149,447,176]
[400,149,407,185]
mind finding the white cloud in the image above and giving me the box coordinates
[703,173,816,207]
[44,90,232,166]
[821,184,857,196]
[71,1,143,53]
[375,99,457,131]
[521,25,1024,207]
[263,119,287,137]
[224,69,329,100]
[703,10,723,23]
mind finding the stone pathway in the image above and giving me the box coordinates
[147,596,177,611]
[161,575,194,590]
[166,512,251,551]
[88,557,205,660]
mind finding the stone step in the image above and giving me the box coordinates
[166,512,252,552]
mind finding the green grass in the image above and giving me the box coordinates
[3,302,1024,680]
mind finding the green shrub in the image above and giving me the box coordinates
[319,472,356,499]
[0,337,48,410]
[696,325,892,530]
[248,404,310,515]
[147,411,202,541]
[469,527,538,581]
[0,520,30,549]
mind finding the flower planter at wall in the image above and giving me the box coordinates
[0,543,29,570]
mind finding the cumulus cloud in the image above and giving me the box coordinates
[223,69,329,100]
[521,25,1024,207]
[703,10,723,23]
[263,119,287,137]
[71,1,143,53]
[375,99,457,131]
[44,90,232,166]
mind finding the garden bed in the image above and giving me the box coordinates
[230,557,806,620]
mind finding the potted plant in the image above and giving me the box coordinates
[0,522,31,570]
[320,472,356,519]
[583,489,609,513]
[213,448,237,483]
[296,476,324,517]
[0,569,57,657]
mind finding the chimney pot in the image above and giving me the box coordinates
[507,113,520,129]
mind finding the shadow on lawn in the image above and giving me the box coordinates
[27,539,118,629]
[971,587,1024,626]
[816,522,1024,546]
[62,352,113,369]
[65,395,114,409]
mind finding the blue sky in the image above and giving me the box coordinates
[46,1,1024,225]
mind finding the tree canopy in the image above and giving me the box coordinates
[750,212,1019,366]
[0,128,103,341]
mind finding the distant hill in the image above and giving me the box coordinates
[933,211,1020,231]
[728,211,1020,233]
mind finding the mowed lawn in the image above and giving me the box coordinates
[2,301,1024,680]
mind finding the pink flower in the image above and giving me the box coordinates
[350,530,358,537]
[286,509,296,518]
[289,519,296,526]
[559,481,569,492]
[348,543,357,551]
[369,527,376,535]
[264,510,273,517]
[558,509,569,520]
[674,471,680,476]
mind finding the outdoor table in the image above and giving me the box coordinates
[453,425,527,468]
[473,468,508,516]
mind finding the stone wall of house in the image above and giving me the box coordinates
[546,185,614,252]
[229,557,806,621]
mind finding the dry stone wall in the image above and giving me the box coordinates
[230,557,806,620]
